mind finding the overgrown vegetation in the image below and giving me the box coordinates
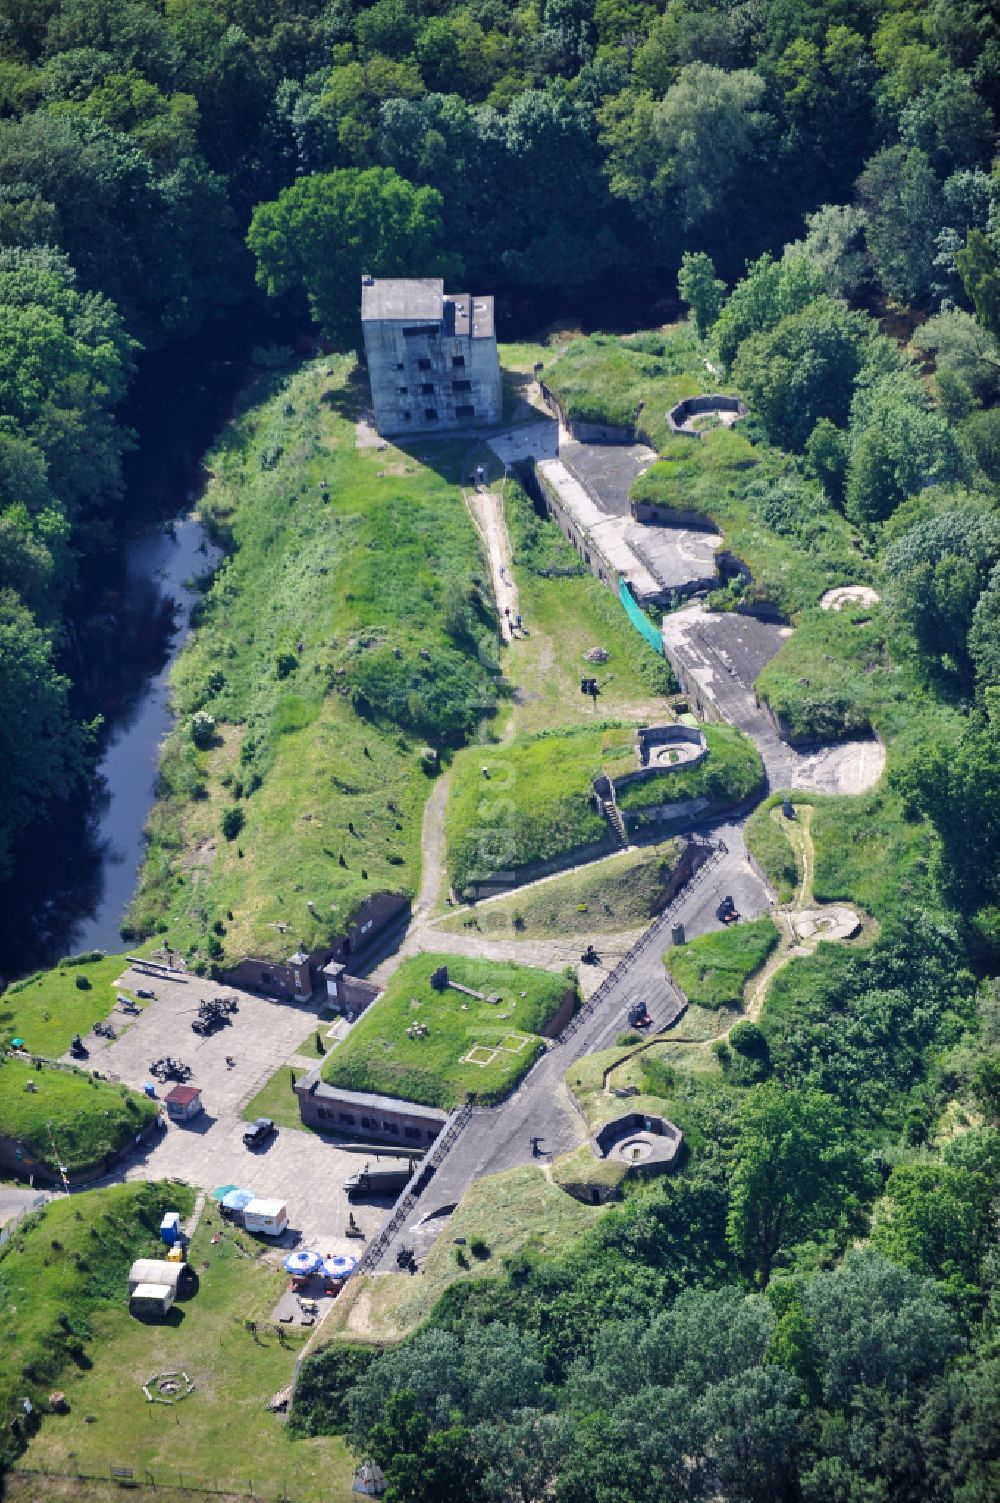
[616,724,762,812]
[445,724,631,897]
[438,842,681,939]
[321,953,572,1108]
[0,1182,193,1462]
[665,918,779,1009]
[126,360,496,968]
[0,1058,156,1175]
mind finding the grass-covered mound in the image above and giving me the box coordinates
[631,443,864,617]
[128,357,497,970]
[546,328,867,618]
[439,841,681,939]
[0,1058,157,1175]
[0,953,138,1058]
[544,329,708,450]
[0,1182,193,1450]
[446,724,636,896]
[665,917,779,1008]
[745,800,800,904]
[321,954,572,1108]
[755,602,893,742]
[616,724,762,812]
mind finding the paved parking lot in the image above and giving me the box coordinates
[78,968,403,1254]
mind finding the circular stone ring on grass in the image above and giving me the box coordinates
[819,585,880,611]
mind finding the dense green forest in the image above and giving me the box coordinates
[2,1,1000,1497]
[1,0,998,890]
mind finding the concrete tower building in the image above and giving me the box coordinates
[361,276,501,436]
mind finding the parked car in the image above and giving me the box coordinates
[243,1117,276,1149]
[135,987,156,1000]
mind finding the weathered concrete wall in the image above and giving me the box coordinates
[0,1115,161,1188]
[630,499,718,529]
[459,832,618,902]
[364,317,500,435]
[540,986,580,1040]
[294,1079,446,1147]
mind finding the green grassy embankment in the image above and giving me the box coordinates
[126,357,498,972]
[545,329,867,619]
[321,954,572,1108]
[0,1183,194,1454]
[503,477,675,732]
[543,329,709,451]
[0,1058,157,1175]
[747,789,939,926]
[315,1164,598,1349]
[445,724,636,896]
[20,1196,355,1499]
[438,841,681,939]
[665,917,780,1009]
[630,437,865,617]
[616,723,762,812]
[0,953,139,1057]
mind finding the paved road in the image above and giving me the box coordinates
[375,828,769,1267]
[0,1184,51,1230]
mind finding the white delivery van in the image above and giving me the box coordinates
[242,1198,288,1237]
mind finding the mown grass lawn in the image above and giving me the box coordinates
[127,357,496,973]
[438,841,681,939]
[616,723,762,812]
[321,953,572,1108]
[1,953,141,1058]
[0,1058,157,1174]
[445,723,637,895]
[23,1202,355,1501]
[0,1183,194,1445]
[665,916,779,1008]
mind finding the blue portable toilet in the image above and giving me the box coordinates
[160,1211,181,1245]
[144,1082,157,1099]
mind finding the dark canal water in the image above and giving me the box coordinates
[0,322,254,979]
[0,282,676,981]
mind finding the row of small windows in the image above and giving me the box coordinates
[394,355,465,371]
[397,380,471,397]
[315,1104,434,1140]
[398,406,475,423]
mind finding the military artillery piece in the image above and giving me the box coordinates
[149,1056,192,1082]
[191,996,238,1035]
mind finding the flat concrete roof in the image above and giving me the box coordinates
[361,280,495,338]
[448,292,494,339]
[361,277,443,322]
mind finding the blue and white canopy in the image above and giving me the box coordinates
[284,1248,322,1276]
[322,1254,358,1281]
[221,1188,255,1211]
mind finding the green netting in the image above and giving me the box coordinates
[618,580,665,655]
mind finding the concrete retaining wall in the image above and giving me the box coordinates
[0,1114,161,1188]
[460,832,618,902]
